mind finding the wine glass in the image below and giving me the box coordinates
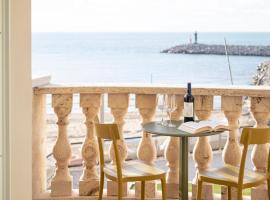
[166,94,177,127]
[157,94,166,126]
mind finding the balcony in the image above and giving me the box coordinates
[32,84,270,200]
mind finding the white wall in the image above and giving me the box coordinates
[2,0,32,199]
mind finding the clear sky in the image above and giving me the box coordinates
[32,0,270,32]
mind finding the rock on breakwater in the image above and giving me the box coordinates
[253,60,270,85]
[162,43,270,57]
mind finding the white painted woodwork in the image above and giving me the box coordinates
[0,1,3,197]
[250,97,270,200]
[165,95,183,198]
[51,94,73,196]
[32,75,51,87]
[192,95,214,200]
[0,0,2,158]
[0,0,2,161]
[79,94,101,196]
[0,157,2,200]
[8,0,32,199]
[0,1,4,199]
[0,0,2,33]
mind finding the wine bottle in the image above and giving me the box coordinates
[184,82,195,122]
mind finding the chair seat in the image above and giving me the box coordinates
[103,160,166,182]
[198,164,267,188]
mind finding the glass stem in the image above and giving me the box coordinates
[162,95,166,125]
[170,112,172,126]
[161,107,164,124]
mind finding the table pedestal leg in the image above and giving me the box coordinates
[179,136,189,200]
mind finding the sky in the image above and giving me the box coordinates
[32,0,270,32]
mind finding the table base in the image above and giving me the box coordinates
[179,136,189,200]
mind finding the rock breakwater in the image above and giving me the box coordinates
[162,43,270,57]
[253,61,270,85]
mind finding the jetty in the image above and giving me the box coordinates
[161,43,270,57]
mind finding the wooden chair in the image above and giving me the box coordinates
[95,123,167,200]
[197,127,270,200]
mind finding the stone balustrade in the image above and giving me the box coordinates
[32,85,270,200]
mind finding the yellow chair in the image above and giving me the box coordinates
[197,127,270,200]
[95,123,167,200]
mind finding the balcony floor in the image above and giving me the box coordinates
[36,189,251,200]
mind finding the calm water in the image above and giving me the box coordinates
[32,32,270,86]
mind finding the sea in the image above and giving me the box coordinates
[32,32,270,112]
[32,32,270,86]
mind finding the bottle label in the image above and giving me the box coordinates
[184,102,193,117]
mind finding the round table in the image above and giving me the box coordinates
[142,120,223,200]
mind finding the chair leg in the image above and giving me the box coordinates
[161,176,166,200]
[228,186,231,200]
[141,181,145,200]
[237,188,242,200]
[118,180,122,200]
[197,180,203,200]
[267,179,270,199]
[98,172,104,200]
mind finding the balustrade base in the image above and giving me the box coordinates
[33,190,252,200]
[192,182,213,200]
[107,181,128,196]
[51,180,72,197]
[79,180,99,196]
[166,183,179,199]
[135,181,156,198]
[34,189,186,200]
[251,184,269,200]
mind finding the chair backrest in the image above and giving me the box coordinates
[238,127,270,185]
[95,123,122,178]
[95,123,120,140]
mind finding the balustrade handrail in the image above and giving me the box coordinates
[34,84,270,97]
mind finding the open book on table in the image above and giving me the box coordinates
[177,120,229,134]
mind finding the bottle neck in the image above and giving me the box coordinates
[187,83,192,94]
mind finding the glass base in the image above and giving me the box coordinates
[157,121,168,126]
[167,122,176,127]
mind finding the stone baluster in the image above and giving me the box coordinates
[221,96,242,200]
[32,93,47,198]
[192,95,214,200]
[107,94,129,196]
[79,94,101,196]
[165,95,184,198]
[250,97,270,200]
[135,94,157,198]
[51,94,73,197]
